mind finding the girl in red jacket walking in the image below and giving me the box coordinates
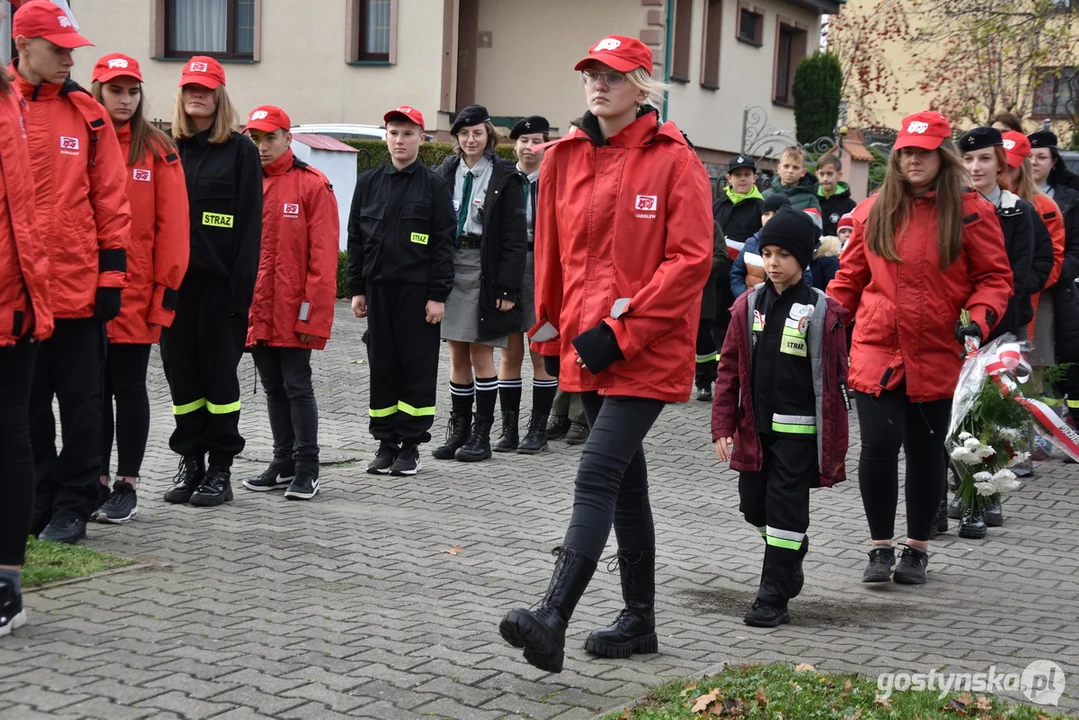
[829,112,1012,585]
[498,35,713,672]
[91,53,190,525]
[0,60,52,637]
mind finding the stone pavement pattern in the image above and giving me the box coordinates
[0,302,1076,719]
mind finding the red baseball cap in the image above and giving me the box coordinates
[384,105,424,130]
[12,0,92,49]
[244,105,291,133]
[1001,131,1032,169]
[179,56,226,89]
[574,35,652,73]
[92,53,142,83]
[894,111,952,151]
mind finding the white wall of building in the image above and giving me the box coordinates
[290,140,357,252]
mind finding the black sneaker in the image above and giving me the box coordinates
[545,415,571,441]
[284,474,319,501]
[861,546,895,583]
[390,444,422,476]
[189,466,233,507]
[696,386,713,402]
[366,441,398,475]
[164,455,205,504]
[892,545,928,585]
[39,513,87,545]
[743,599,789,627]
[96,481,138,524]
[242,460,295,491]
[0,579,26,638]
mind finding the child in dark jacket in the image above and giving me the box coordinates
[712,207,850,627]
[816,154,857,236]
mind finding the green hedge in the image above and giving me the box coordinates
[342,139,518,173]
[337,251,349,299]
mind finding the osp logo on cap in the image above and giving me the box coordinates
[251,110,269,121]
[1003,139,1016,150]
[57,15,71,27]
[189,61,209,72]
[107,58,129,69]
[133,169,152,182]
[283,203,300,217]
[595,37,622,51]
[907,121,930,134]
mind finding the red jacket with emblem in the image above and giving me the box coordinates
[107,123,190,344]
[0,80,52,346]
[247,149,339,350]
[829,191,1013,402]
[11,64,130,320]
[529,110,713,403]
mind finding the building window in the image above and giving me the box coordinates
[773,22,805,106]
[348,0,396,64]
[700,0,722,88]
[738,5,763,46]
[1034,67,1077,118]
[165,0,255,59]
[671,0,694,82]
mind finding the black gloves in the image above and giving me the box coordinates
[571,322,624,374]
[543,355,560,378]
[954,318,983,347]
[93,287,121,322]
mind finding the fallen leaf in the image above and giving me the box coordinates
[874,694,891,707]
[439,545,463,555]
[617,711,631,720]
[946,697,967,712]
[691,688,722,713]
[794,663,816,673]
[755,684,768,707]
[974,695,993,712]
[680,683,698,697]
[718,697,746,716]
[844,679,852,693]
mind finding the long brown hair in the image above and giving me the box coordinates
[1008,157,1041,201]
[867,146,967,270]
[171,86,238,144]
[91,80,176,167]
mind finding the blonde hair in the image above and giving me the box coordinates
[171,86,239,144]
[781,145,807,165]
[627,68,669,112]
[452,120,499,157]
[1009,157,1041,201]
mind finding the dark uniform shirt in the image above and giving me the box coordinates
[346,158,456,302]
[752,278,817,435]
[176,128,263,312]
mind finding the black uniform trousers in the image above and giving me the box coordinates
[160,273,247,467]
[738,434,814,607]
[251,346,319,473]
[1,338,38,566]
[102,342,152,478]
[695,317,718,390]
[367,282,440,445]
[30,317,107,526]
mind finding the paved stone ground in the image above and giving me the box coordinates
[1,301,1076,719]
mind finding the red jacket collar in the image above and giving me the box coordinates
[115,121,132,142]
[263,148,295,177]
[9,61,63,101]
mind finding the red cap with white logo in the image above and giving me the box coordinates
[12,0,92,49]
[1001,131,1032,169]
[92,53,142,83]
[244,105,291,133]
[179,56,226,89]
[894,111,952,151]
[384,105,425,130]
[574,35,652,73]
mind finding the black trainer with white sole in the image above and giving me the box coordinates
[367,441,398,475]
[242,461,295,491]
[284,474,319,500]
[390,444,421,476]
[96,481,139,524]
[0,579,26,638]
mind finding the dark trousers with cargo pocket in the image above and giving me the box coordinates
[160,273,247,468]
[251,346,319,474]
[738,434,815,607]
[30,317,107,528]
[367,282,440,445]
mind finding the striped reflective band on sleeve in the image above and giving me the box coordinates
[172,398,206,415]
[772,413,816,435]
[695,353,718,363]
[765,526,805,550]
[1041,397,1064,407]
[206,400,241,415]
[369,405,398,418]
[397,401,436,417]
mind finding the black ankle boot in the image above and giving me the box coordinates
[585,549,658,658]
[455,418,493,462]
[958,501,987,539]
[984,494,1003,527]
[492,410,520,452]
[947,492,963,520]
[931,495,948,538]
[164,455,205,504]
[432,411,471,460]
[791,536,809,599]
[190,466,233,507]
[499,547,597,673]
[517,413,549,454]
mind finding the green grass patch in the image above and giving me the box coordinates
[605,663,1075,719]
[22,537,135,587]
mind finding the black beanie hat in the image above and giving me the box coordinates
[758,206,815,269]
[762,193,791,214]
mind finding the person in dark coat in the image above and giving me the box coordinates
[713,155,764,247]
[815,154,857,236]
[433,104,528,463]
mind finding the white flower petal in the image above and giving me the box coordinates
[974,481,997,497]
[958,431,973,441]
[964,437,982,450]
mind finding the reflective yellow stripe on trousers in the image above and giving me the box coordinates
[397,401,436,417]
[206,400,241,414]
[172,398,206,415]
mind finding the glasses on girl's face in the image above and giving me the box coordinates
[581,69,627,88]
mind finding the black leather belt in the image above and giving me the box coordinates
[458,234,481,249]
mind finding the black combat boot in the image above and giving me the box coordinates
[984,494,1003,527]
[432,411,471,460]
[455,417,493,462]
[164,455,205,504]
[189,466,233,507]
[517,413,549,454]
[584,549,658,658]
[499,547,597,673]
[492,410,520,452]
[958,501,987,539]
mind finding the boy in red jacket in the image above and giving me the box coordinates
[241,106,339,501]
[712,207,849,627]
